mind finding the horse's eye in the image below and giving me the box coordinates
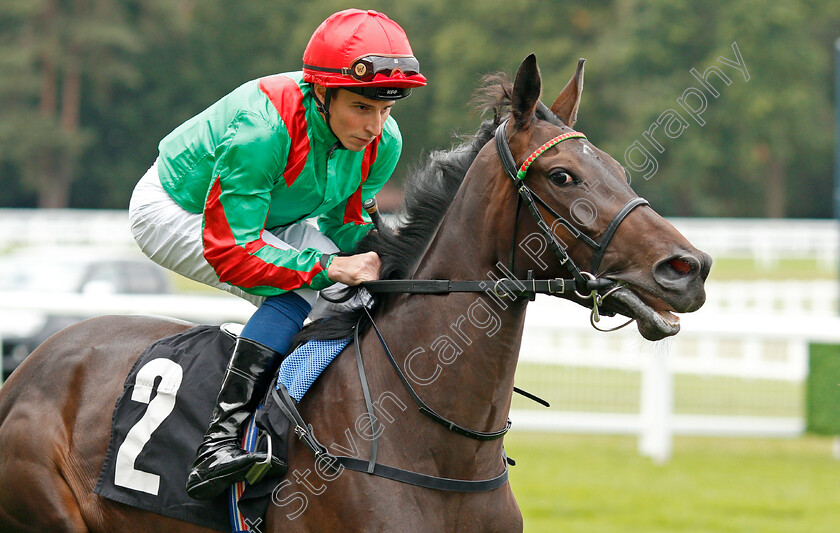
[549,171,574,186]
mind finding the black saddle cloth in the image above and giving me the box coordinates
[94,325,287,531]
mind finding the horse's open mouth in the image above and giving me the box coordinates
[608,287,680,341]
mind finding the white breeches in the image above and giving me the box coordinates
[127,160,340,309]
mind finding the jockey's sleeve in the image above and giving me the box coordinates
[201,111,333,295]
[317,121,402,252]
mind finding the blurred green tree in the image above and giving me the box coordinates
[590,0,838,218]
[0,0,838,219]
[0,0,154,207]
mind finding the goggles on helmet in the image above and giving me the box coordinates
[304,55,421,83]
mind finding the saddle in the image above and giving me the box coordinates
[95,324,348,532]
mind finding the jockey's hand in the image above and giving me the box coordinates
[326,251,381,286]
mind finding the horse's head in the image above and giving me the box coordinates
[498,55,711,340]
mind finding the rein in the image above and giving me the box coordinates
[270,309,511,493]
[360,308,511,441]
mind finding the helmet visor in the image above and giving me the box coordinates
[347,55,420,82]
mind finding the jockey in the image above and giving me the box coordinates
[127,9,425,500]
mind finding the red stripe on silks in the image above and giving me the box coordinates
[343,186,364,225]
[343,137,380,225]
[203,177,324,290]
[362,136,379,182]
[259,75,310,187]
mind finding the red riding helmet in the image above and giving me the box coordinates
[303,9,426,100]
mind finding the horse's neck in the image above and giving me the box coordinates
[369,166,525,473]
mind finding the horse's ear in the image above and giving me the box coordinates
[551,58,585,127]
[511,54,541,128]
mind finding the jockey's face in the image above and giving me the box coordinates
[314,85,394,152]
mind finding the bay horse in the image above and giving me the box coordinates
[0,55,710,532]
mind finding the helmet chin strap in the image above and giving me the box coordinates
[310,85,345,151]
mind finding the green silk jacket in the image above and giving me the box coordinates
[156,71,401,296]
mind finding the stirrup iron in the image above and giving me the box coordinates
[244,432,274,485]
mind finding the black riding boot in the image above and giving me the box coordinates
[185,337,287,500]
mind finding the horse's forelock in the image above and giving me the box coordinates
[474,73,513,122]
[475,73,563,128]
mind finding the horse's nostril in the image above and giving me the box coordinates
[654,255,701,288]
[668,258,692,275]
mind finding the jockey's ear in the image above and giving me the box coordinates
[511,54,541,129]
[551,58,585,128]
[312,84,327,100]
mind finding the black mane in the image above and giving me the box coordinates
[293,74,562,345]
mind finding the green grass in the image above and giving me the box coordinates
[512,364,803,418]
[708,257,836,281]
[512,365,641,413]
[505,432,840,532]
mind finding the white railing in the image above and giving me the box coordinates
[670,217,839,269]
[703,279,838,315]
[0,209,135,250]
[1,289,838,463]
[1,210,838,269]
[1,211,838,463]
[0,291,256,323]
[514,297,840,462]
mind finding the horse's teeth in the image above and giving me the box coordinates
[657,310,680,326]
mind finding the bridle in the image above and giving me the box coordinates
[493,119,648,328]
[361,118,649,329]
